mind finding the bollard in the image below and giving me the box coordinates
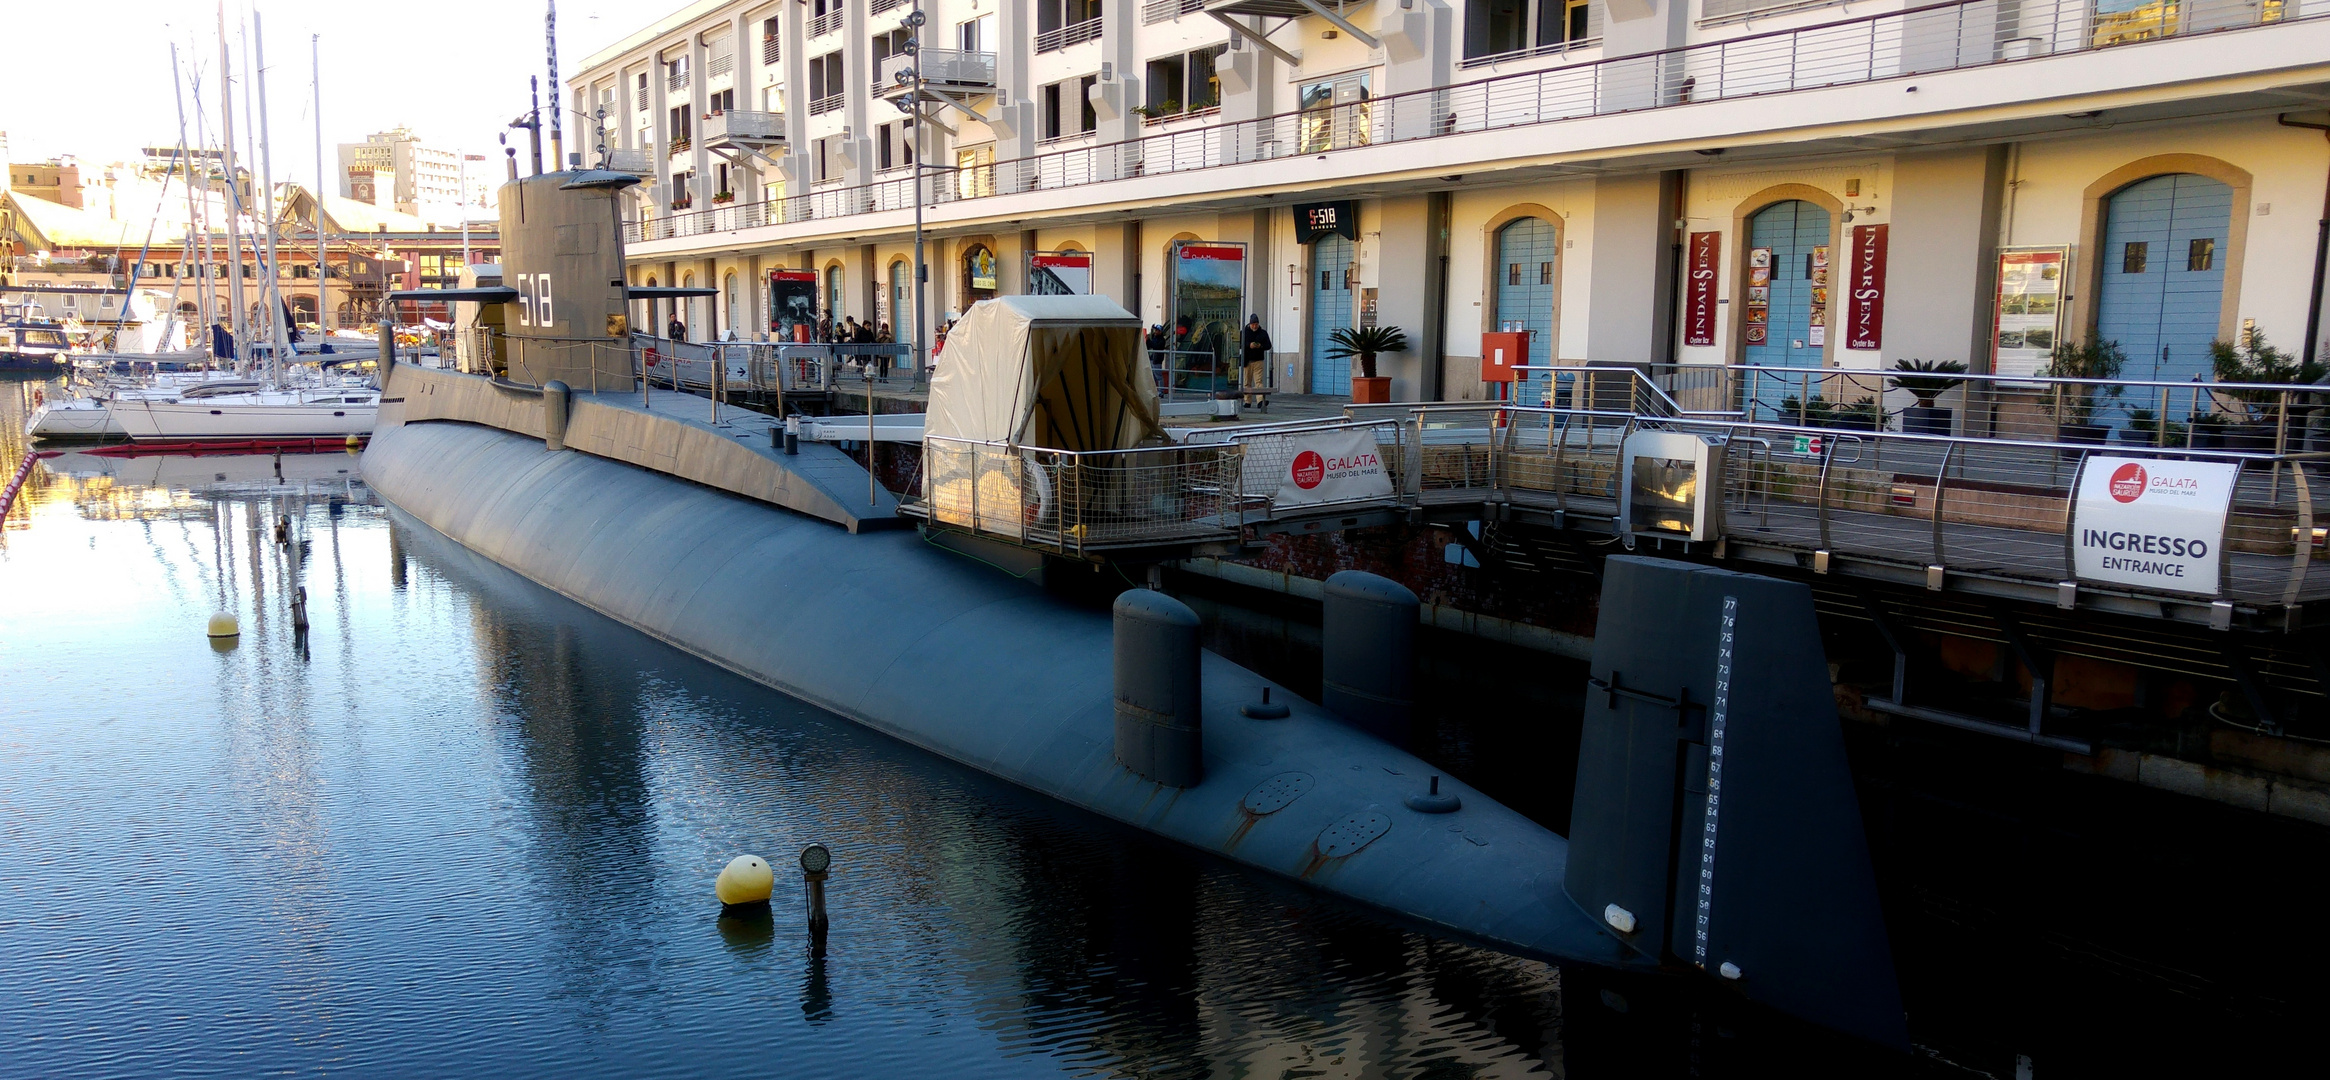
[1113,589,1204,787]
[1321,570,1418,744]
[800,844,832,957]
[542,380,571,451]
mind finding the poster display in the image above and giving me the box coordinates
[1807,245,1829,347]
[1994,247,2068,379]
[1027,251,1092,295]
[1684,231,1721,347]
[1845,225,1888,351]
[1167,241,1246,388]
[1271,429,1394,511]
[769,269,819,343]
[1743,247,1771,345]
[2071,455,2238,595]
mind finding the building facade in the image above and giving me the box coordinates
[338,128,466,222]
[574,0,2330,399]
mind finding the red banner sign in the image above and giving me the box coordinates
[1683,231,1720,347]
[1845,224,1888,351]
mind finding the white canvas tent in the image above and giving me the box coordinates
[925,295,1161,451]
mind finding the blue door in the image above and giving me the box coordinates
[2097,173,2231,383]
[1744,201,1830,417]
[1307,234,1354,393]
[1495,217,1559,404]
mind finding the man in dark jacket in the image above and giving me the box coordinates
[668,316,687,343]
[1239,314,1272,396]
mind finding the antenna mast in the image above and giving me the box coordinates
[546,0,563,170]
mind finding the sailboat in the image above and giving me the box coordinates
[119,11,380,444]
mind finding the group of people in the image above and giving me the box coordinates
[1143,314,1273,391]
[662,316,896,345]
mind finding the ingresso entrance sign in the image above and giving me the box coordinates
[2069,455,2238,596]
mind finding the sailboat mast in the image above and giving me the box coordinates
[217,6,249,373]
[253,9,292,385]
[171,43,210,343]
[312,33,328,335]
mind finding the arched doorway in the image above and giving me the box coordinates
[1494,217,1558,403]
[1743,200,1831,415]
[682,272,698,338]
[1306,233,1354,394]
[824,264,844,322]
[2097,173,2232,382]
[724,271,741,337]
[887,259,910,341]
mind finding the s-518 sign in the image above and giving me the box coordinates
[2070,456,2238,595]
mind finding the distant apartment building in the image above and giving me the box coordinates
[572,0,2330,400]
[338,128,464,221]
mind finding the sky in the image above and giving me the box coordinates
[2,0,652,176]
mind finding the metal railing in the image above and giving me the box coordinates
[604,147,654,175]
[709,51,735,78]
[1459,36,1605,69]
[809,92,845,116]
[634,336,922,395]
[873,0,908,13]
[918,435,1242,554]
[1647,363,2330,457]
[1036,16,1104,53]
[810,8,845,37]
[704,110,787,144]
[1142,0,1207,23]
[628,0,2319,245]
[883,48,997,89]
[668,68,690,93]
[763,35,781,65]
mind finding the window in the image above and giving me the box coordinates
[1038,0,1104,34]
[1465,0,1596,58]
[956,145,995,198]
[762,85,783,112]
[810,51,846,109]
[708,89,735,115]
[2123,241,2149,275]
[715,162,730,196]
[877,121,916,171]
[873,28,911,70]
[1142,45,1226,117]
[958,14,994,52]
[668,103,694,144]
[1298,72,1371,152]
[1041,76,1100,139]
[2187,237,2215,272]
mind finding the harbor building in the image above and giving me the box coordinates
[573,0,2330,396]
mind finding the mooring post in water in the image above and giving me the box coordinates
[1113,589,1204,787]
[800,844,832,957]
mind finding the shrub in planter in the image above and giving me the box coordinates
[1831,397,1886,432]
[2037,338,2126,443]
[2124,408,2188,449]
[1776,393,1835,427]
[1891,358,1966,436]
[1326,325,1408,381]
[2209,331,2324,450]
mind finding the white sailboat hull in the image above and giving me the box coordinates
[115,396,377,441]
[26,399,126,438]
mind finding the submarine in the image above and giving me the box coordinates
[365,164,1910,1048]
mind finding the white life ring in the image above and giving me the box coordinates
[1021,450,1055,525]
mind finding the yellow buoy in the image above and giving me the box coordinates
[715,854,774,907]
[206,612,240,638]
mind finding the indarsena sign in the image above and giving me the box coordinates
[2070,456,2238,595]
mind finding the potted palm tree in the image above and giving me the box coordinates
[1328,325,1408,404]
[1890,359,1967,435]
[2208,331,2324,451]
[2036,338,2126,445]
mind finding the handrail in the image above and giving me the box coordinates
[627,0,2317,245]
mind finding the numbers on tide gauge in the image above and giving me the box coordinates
[513,273,556,327]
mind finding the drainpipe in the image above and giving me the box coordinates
[1663,170,1689,367]
[2279,113,2330,367]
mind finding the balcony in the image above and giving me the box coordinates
[809,92,845,116]
[763,36,780,64]
[1142,0,1206,24]
[604,147,654,175]
[668,136,692,158]
[879,49,997,99]
[703,110,788,152]
[709,51,735,78]
[810,8,844,37]
[1035,16,1103,53]
[668,69,691,93]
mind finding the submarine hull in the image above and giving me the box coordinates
[363,416,1638,970]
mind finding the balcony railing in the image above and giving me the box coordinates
[763,35,780,64]
[1036,16,1104,53]
[668,136,692,157]
[809,92,845,115]
[1142,0,1206,24]
[872,0,908,13]
[636,89,651,111]
[810,8,844,37]
[709,51,735,78]
[604,147,654,175]
[879,49,997,92]
[703,110,788,146]
[630,0,2318,246]
[667,69,690,93]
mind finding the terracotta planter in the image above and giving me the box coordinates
[1350,376,1392,404]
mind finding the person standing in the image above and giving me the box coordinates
[1240,314,1272,398]
[668,314,687,343]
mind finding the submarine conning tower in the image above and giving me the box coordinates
[491,169,645,392]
